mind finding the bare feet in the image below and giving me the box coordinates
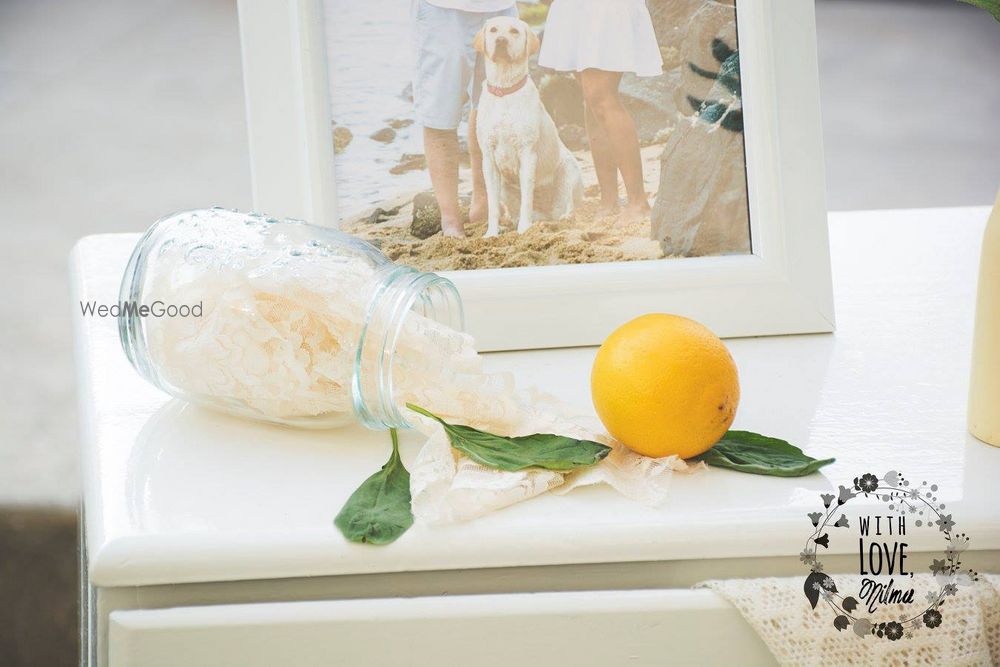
[619,199,651,225]
[596,198,621,218]
[441,216,466,238]
[468,194,487,224]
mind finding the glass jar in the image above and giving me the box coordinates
[118,208,466,430]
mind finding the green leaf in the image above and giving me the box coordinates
[958,0,1000,22]
[334,428,414,545]
[720,109,743,133]
[688,62,740,97]
[711,38,736,64]
[691,97,730,124]
[687,50,742,132]
[716,52,742,97]
[407,404,611,472]
[693,431,835,477]
[689,61,722,81]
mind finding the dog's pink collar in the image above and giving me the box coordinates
[486,76,529,98]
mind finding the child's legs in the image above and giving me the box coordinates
[422,127,463,236]
[412,0,475,236]
[579,68,649,213]
[467,109,486,223]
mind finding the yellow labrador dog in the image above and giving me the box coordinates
[474,17,584,238]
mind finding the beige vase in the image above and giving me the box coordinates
[969,188,1000,446]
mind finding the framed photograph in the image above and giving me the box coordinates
[236,0,834,351]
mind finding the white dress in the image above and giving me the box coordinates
[538,0,663,77]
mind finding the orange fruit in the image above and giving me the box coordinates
[591,314,740,459]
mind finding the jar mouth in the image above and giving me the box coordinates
[352,265,464,430]
[118,213,177,384]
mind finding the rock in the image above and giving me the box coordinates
[648,0,711,71]
[558,123,588,151]
[387,118,414,130]
[650,117,750,257]
[659,45,681,73]
[410,191,441,239]
[620,72,680,145]
[365,205,402,225]
[332,126,353,154]
[651,126,674,144]
[389,153,427,175]
[648,0,747,257]
[538,73,585,128]
[670,1,739,115]
[371,127,397,143]
[409,192,474,239]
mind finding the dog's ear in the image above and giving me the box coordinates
[526,28,540,58]
[473,27,485,55]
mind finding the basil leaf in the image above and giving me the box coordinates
[407,404,611,472]
[334,428,414,545]
[694,430,834,477]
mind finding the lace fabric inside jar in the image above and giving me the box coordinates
[120,209,469,429]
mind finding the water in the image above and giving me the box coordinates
[324,0,427,220]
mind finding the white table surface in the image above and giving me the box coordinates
[72,207,1000,588]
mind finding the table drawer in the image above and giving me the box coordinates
[109,588,774,666]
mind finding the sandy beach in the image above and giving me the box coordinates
[342,143,670,272]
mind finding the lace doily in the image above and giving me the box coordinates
[699,573,1000,666]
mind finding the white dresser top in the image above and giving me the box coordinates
[72,207,1000,588]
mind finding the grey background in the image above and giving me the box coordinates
[0,0,997,664]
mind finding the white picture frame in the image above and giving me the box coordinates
[236,0,834,351]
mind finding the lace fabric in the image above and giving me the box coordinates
[699,574,1000,666]
[142,224,484,426]
[409,385,698,524]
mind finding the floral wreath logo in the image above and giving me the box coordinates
[801,471,979,641]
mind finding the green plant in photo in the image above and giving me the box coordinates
[958,0,1000,22]
[686,38,743,133]
[518,2,549,26]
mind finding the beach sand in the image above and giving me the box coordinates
[342,143,670,272]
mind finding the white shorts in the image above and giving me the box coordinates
[411,0,517,130]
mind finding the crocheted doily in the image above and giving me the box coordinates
[700,573,1000,666]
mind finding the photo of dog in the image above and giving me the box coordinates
[474,16,584,237]
[324,0,752,271]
